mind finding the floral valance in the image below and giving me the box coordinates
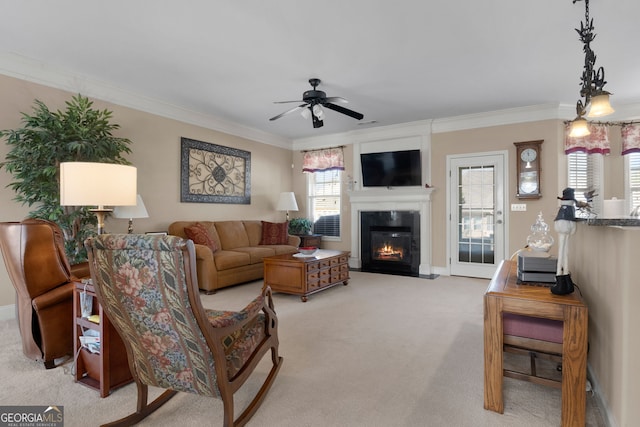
[564,123,610,155]
[621,124,640,155]
[302,147,345,173]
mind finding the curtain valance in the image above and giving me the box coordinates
[621,123,640,155]
[564,123,610,155]
[302,147,345,172]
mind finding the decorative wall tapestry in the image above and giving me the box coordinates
[180,137,251,204]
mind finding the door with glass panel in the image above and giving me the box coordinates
[448,152,506,278]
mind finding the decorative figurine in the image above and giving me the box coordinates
[552,188,577,295]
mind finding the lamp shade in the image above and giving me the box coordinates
[113,194,149,219]
[568,118,590,138]
[60,162,137,207]
[587,93,615,118]
[276,192,299,212]
[312,104,324,120]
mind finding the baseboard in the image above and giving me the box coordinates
[432,266,449,277]
[588,364,617,427]
[0,304,15,321]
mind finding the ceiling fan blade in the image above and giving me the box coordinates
[273,100,305,104]
[325,96,348,104]
[269,104,307,121]
[323,103,364,120]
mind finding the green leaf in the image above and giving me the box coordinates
[0,94,132,261]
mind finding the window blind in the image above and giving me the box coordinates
[567,152,603,217]
[626,153,640,211]
[308,169,341,237]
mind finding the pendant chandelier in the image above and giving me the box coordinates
[568,0,615,138]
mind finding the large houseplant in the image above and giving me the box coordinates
[0,94,132,263]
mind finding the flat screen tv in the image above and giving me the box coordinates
[360,149,421,187]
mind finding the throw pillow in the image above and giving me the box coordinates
[260,221,289,245]
[184,223,219,253]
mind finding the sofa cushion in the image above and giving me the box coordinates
[213,250,251,271]
[242,221,263,247]
[184,222,219,253]
[215,221,250,250]
[262,244,299,255]
[260,221,289,245]
[233,247,276,264]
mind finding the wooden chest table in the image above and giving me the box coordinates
[263,250,350,302]
[484,260,588,426]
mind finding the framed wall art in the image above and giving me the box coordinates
[180,137,251,204]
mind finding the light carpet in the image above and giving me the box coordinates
[0,271,605,426]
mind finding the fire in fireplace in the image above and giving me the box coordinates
[375,243,404,260]
[361,211,420,276]
[371,228,411,262]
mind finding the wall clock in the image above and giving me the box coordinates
[514,140,543,199]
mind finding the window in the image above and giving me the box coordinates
[567,152,603,217]
[308,169,341,238]
[625,152,640,212]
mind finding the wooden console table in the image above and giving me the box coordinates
[263,250,349,302]
[484,260,588,427]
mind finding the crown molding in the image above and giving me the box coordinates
[292,120,433,151]
[431,104,574,134]
[0,53,292,150]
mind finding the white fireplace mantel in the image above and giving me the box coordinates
[348,187,434,276]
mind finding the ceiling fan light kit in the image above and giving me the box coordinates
[270,78,364,128]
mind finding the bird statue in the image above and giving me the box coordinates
[575,189,598,217]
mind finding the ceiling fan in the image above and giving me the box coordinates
[269,78,364,128]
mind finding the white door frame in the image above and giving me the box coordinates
[446,150,509,279]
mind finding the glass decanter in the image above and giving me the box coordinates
[526,211,554,252]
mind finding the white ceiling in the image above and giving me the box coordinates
[2,0,640,144]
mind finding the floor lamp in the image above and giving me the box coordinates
[59,162,137,234]
[113,194,149,233]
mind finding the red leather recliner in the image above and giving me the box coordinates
[0,218,89,368]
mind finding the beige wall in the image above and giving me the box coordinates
[571,225,640,427]
[430,120,565,269]
[0,74,294,307]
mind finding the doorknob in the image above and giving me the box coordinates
[496,219,503,224]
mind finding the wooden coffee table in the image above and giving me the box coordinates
[263,250,350,302]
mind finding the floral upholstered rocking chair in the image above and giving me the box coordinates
[85,234,282,427]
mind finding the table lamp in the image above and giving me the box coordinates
[60,162,137,234]
[113,194,149,233]
[276,192,298,221]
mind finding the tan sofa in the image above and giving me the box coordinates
[168,220,300,293]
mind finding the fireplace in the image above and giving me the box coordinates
[360,211,420,276]
[348,186,434,276]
